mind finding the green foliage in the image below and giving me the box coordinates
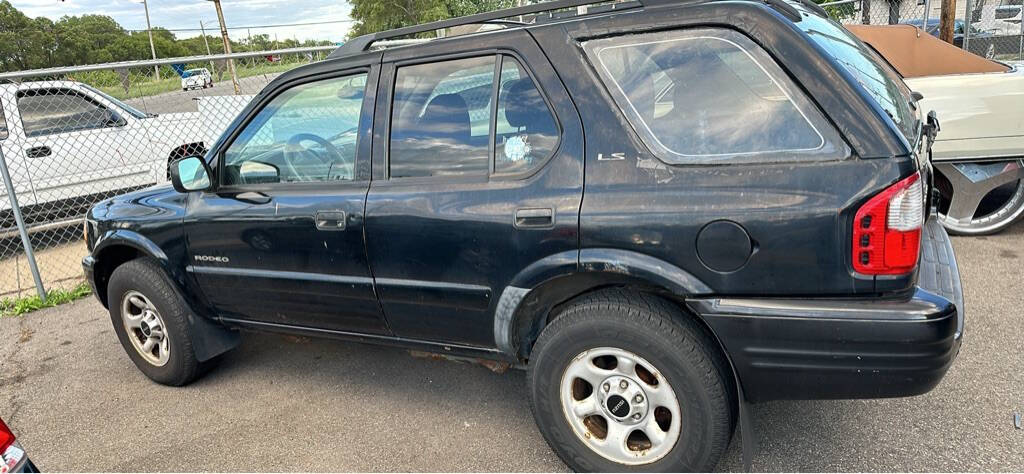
[814,0,855,21]
[0,0,333,74]
[349,0,518,38]
[0,282,92,317]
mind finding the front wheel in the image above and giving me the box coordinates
[107,258,205,386]
[528,289,734,472]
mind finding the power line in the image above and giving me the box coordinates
[125,18,354,33]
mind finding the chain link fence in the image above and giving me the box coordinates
[823,0,1024,60]
[1,6,1020,303]
[0,46,334,301]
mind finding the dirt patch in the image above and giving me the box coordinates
[18,326,34,343]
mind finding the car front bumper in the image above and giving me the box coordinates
[82,255,99,302]
[690,218,964,401]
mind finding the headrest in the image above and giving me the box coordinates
[417,93,471,141]
[503,78,546,129]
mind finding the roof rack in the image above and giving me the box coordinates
[327,0,818,59]
[328,0,644,59]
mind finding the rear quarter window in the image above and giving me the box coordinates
[583,28,846,164]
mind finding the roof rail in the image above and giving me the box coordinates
[328,0,643,59]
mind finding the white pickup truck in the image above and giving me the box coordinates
[0,81,252,232]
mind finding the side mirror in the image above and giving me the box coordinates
[170,156,213,193]
[106,110,126,127]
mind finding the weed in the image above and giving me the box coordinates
[0,283,92,317]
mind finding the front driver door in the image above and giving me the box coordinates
[185,64,389,335]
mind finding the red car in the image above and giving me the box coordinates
[0,418,36,473]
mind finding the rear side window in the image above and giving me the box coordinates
[584,28,844,164]
[389,56,496,179]
[388,55,560,179]
[17,88,113,138]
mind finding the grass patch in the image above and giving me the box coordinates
[0,282,92,317]
[94,61,306,100]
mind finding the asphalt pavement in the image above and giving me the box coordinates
[1,222,1022,471]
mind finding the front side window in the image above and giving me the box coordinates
[81,84,148,119]
[389,56,496,179]
[223,73,367,185]
[17,89,115,137]
[585,28,844,163]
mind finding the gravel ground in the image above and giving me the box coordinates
[1,222,1022,471]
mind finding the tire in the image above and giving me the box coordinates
[107,258,204,386]
[527,289,734,472]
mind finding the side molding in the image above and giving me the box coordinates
[494,248,712,357]
[579,248,712,295]
[494,286,530,355]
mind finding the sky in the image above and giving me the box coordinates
[11,0,355,42]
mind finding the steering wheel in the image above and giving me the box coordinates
[283,133,346,182]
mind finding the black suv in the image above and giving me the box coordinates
[82,0,964,470]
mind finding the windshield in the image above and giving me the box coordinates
[798,13,921,148]
[80,84,149,119]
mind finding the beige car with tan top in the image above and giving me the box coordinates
[852,24,1024,234]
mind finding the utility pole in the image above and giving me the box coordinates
[199,20,216,76]
[142,0,159,80]
[209,0,240,94]
[248,28,255,67]
[938,0,956,43]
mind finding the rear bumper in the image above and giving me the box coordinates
[690,219,964,401]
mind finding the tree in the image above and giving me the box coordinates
[52,14,126,66]
[0,0,56,71]
[0,1,336,74]
[348,0,516,38]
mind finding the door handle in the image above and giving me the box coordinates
[25,146,51,158]
[315,211,347,230]
[515,208,554,229]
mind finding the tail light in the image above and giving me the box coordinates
[0,418,26,473]
[853,172,924,275]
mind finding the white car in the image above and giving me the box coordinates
[851,24,1024,235]
[0,80,251,232]
[181,68,213,91]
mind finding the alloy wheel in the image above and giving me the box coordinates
[120,290,171,367]
[559,347,681,465]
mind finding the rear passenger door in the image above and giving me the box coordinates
[364,31,584,348]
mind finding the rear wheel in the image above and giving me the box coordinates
[935,160,1024,235]
[107,258,204,386]
[528,289,733,472]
